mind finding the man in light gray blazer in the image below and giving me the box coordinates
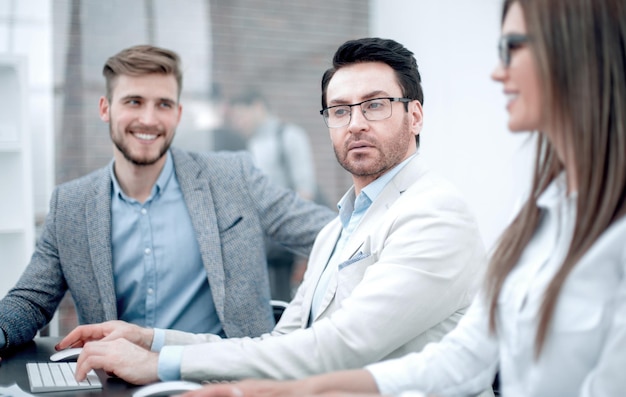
[59,38,489,389]
[0,45,335,354]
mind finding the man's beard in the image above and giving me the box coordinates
[334,115,413,178]
[110,125,172,166]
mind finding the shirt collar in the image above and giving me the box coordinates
[337,154,416,227]
[110,151,174,202]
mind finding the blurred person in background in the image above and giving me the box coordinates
[210,83,247,152]
[230,88,320,301]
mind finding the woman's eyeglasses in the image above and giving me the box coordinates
[498,34,529,67]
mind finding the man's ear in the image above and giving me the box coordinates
[411,100,424,136]
[99,96,110,122]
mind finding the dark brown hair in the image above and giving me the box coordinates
[322,37,424,146]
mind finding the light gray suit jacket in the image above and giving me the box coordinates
[159,155,487,381]
[0,148,335,351]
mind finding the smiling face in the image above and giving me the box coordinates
[491,2,544,133]
[99,73,182,168]
[325,61,423,191]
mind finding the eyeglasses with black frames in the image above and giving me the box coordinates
[498,34,529,67]
[320,97,412,128]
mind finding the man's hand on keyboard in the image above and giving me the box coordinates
[56,320,154,351]
[75,338,159,385]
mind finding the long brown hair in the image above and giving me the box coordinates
[486,0,626,356]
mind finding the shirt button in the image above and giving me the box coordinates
[141,208,147,215]
[147,288,154,295]
[144,248,151,255]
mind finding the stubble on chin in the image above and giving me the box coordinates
[111,128,172,166]
[335,114,414,178]
[120,144,169,166]
[334,146,387,178]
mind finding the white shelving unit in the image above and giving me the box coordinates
[0,56,34,297]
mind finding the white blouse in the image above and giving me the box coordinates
[368,175,626,396]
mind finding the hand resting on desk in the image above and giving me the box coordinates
[176,379,406,397]
[179,379,301,397]
[178,381,430,397]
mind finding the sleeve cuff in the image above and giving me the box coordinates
[157,345,185,381]
[151,328,166,352]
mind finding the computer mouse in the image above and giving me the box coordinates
[132,381,203,397]
[49,347,83,362]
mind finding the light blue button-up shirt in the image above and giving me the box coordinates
[0,152,224,350]
[110,151,222,336]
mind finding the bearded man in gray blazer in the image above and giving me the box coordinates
[58,38,489,391]
[0,45,335,354]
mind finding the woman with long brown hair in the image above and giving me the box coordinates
[179,0,626,396]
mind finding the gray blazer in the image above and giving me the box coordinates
[0,148,335,350]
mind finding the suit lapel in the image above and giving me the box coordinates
[300,220,342,327]
[309,156,426,321]
[86,168,118,320]
[171,149,226,320]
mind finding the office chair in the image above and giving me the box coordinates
[270,299,289,323]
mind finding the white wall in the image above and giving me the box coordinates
[371,0,535,250]
[0,0,54,223]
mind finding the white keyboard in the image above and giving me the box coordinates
[26,362,102,393]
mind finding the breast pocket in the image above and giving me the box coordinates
[544,289,611,370]
[552,290,605,332]
[335,251,378,303]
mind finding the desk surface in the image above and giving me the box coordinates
[0,337,140,396]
